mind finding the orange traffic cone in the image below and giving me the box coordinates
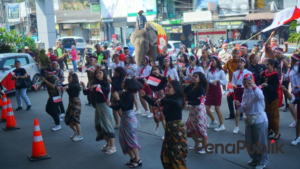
[28,119,51,161]
[3,99,20,131]
[0,94,7,123]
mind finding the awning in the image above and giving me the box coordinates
[246,12,275,20]
[57,20,100,24]
[212,16,246,21]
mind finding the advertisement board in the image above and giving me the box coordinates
[192,23,214,30]
[163,26,182,33]
[218,0,249,16]
[214,21,244,29]
[127,0,157,17]
[7,3,20,23]
[100,0,127,18]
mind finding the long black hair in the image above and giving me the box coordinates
[267,59,278,70]
[69,73,79,84]
[123,78,143,92]
[189,55,200,66]
[193,72,208,92]
[162,57,174,70]
[93,69,107,83]
[180,53,189,64]
[210,57,222,71]
[114,67,127,77]
[150,65,162,75]
[167,81,185,109]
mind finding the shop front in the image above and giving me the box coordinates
[213,21,244,42]
[162,19,183,42]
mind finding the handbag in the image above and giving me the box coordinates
[19,75,32,88]
[244,113,261,126]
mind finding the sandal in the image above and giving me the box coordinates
[101,144,110,151]
[130,159,142,168]
[105,146,117,154]
[125,158,135,166]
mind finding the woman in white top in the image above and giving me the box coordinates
[231,57,252,134]
[136,56,153,117]
[124,55,140,114]
[162,55,179,81]
[235,74,269,169]
[108,54,125,71]
[205,55,227,132]
[179,55,204,86]
[284,55,300,128]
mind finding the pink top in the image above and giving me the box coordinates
[69,49,77,61]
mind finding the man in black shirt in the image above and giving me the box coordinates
[248,54,266,86]
[156,46,168,68]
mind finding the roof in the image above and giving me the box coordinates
[0,53,30,58]
[246,12,275,20]
[55,10,100,23]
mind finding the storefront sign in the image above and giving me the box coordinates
[218,0,249,16]
[63,24,72,29]
[7,3,20,23]
[161,19,182,25]
[90,4,100,13]
[183,11,212,23]
[163,26,182,33]
[214,21,244,29]
[127,0,157,17]
[192,23,214,30]
[101,0,127,18]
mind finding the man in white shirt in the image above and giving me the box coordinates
[218,43,231,65]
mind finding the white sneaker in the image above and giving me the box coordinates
[255,165,266,169]
[73,135,83,141]
[233,127,239,134]
[207,121,218,128]
[52,125,61,131]
[154,126,159,135]
[189,143,202,150]
[60,113,65,118]
[198,149,206,154]
[114,124,120,129]
[70,132,78,139]
[289,121,296,128]
[291,137,300,146]
[134,110,141,115]
[214,124,225,131]
[147,113,154,118]
[222,91,226,95]
[142,111,150,117]
[161,136,165,140]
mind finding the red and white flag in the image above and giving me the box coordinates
[96,84,102,93]
[81,65,86,72]
[168,48,176,55]
[53,96,62,103]
[177,62,183,67]
[147,76,161,86]
[88,66,95,71]
[11,72,15,76]
[262,7,300,32]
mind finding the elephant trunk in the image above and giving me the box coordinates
[135,39,149,66]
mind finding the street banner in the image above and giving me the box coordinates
[262,7,300,32]
[218,0,249,16]
[7,3,20,23]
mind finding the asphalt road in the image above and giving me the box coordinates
[0,70,300,169]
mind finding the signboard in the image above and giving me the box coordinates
[183,11,212,23]
[218,0,249,16]
[100,0,127,18]
[192,23,214,30]
[20,2,26,17]
[7,3,20,23]
[161,19,182,25]
[91,29,101,39]
[214,21,244,29]
[63,24,72,29]
[127,0,157,17]
[111,34,117,42]
[90,4,101,13]
[163,26,182,33]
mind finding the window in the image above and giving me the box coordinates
[173,43,182,49]
[75,38,85,43]
[3,58,15,69]
[167,43,172,49]
[17,57,29,66]
[62,38,75,48]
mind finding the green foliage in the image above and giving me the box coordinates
[287,21,300,46]
[0,28,36,53]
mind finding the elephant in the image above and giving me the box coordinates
[130,22,158,65]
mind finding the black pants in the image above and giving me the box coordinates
[58,60,64,70]
[58,92,65,113]
[63,57,69,69]
[227,95,235,117]
[282,81,289,108]
[46,97,60,125]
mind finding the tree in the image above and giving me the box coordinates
[287,21,300,46]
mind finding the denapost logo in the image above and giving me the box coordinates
[198,140,284,154]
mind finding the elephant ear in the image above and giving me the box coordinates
[148,30,157,47]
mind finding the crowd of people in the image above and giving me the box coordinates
[5,29,300,169]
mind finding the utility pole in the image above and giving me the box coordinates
[25,0,30,34]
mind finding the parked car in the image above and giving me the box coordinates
[216,40,264,53]
[56,36,87,55]
[0,53,41,93]
[167,40,183,63]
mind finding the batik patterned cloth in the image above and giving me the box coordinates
[265,98,279,134]
[186,103,208,140]
[95,102,115,140]
[64,97,81,125]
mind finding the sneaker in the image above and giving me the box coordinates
[233,127,239,134]
[255,165,266,169]
[70,133,78,139]
[15,107,22,111]
[283,107,289,112]
[73,135,83,141]
[189,143,202,150]
[154,126,159,135]
[26,105,31,111]
[142,111,150,117]
[134,110,141,115]
[60,113,66,118]
[291,137,300,146]
[247,160,257,166]
[207,121,218,128]
[147,113,154,118]
[161,136,165,140]
[222,91,226,95]
[52,125,61,131]
[114,124,120,129]
[289,121,296,128]
[214,124,225,131]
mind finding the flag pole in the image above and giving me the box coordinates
[240,31,262,45]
